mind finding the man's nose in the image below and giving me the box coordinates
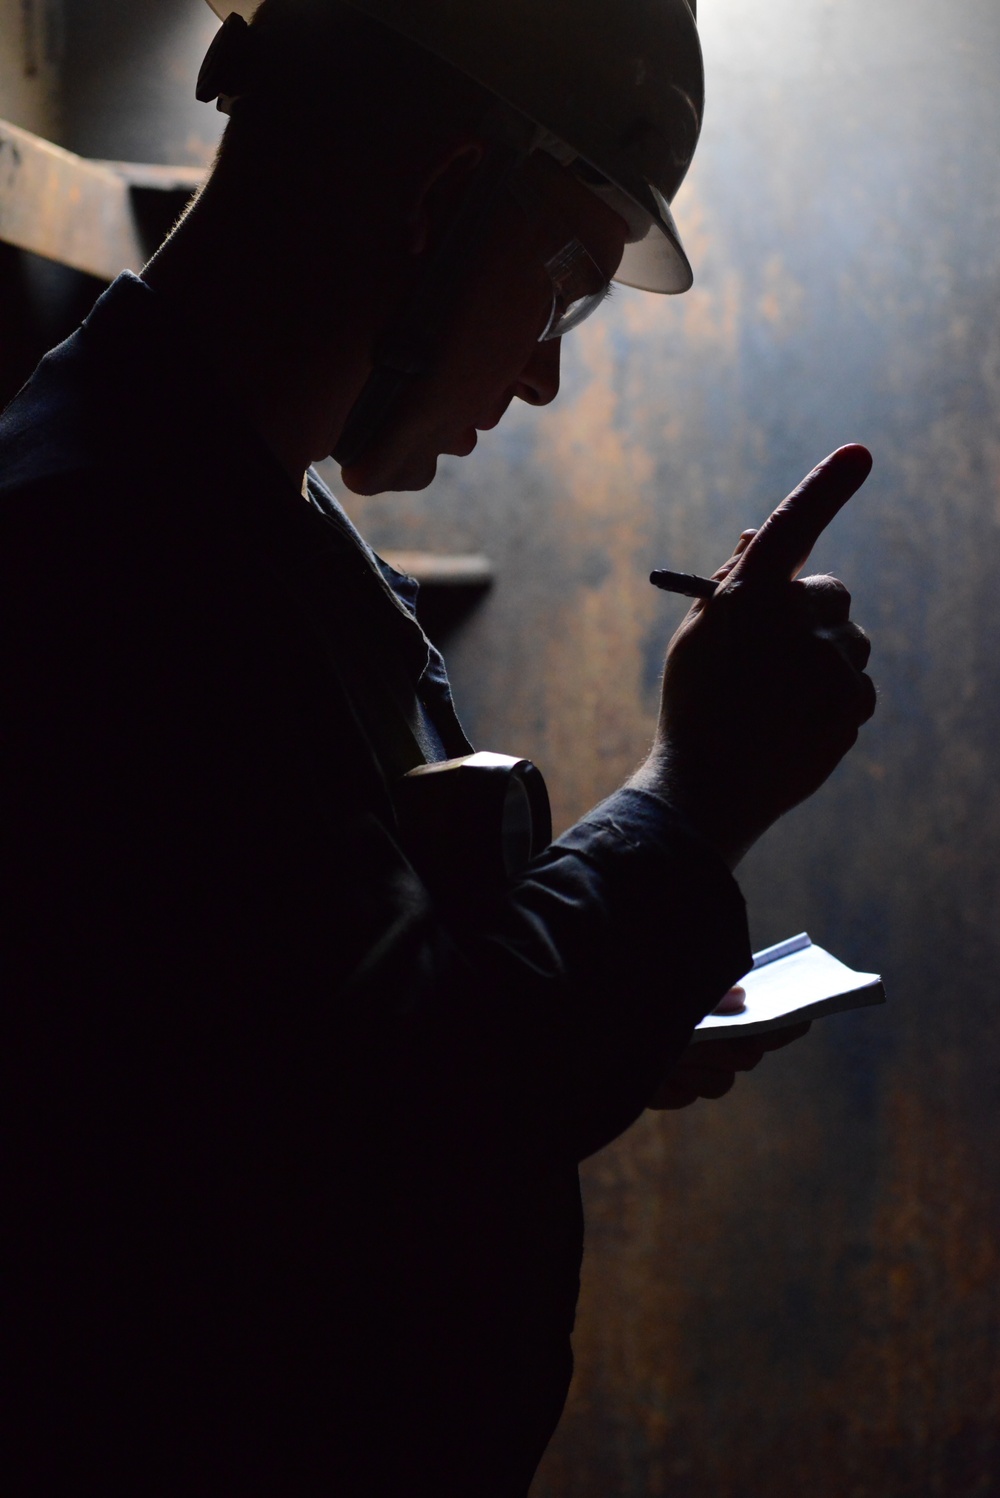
[515,338,561,406]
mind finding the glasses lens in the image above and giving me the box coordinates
[541,282,611,341]
[508,175,612,342]
[538,236,611,341]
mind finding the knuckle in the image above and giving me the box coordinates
[815,622,872,671]
[857,676,878,723]
[736,1050,765,1071]
[800,574,852,608]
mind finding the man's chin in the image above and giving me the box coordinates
[339,450,440,497]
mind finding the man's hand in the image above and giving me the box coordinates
[647,1019,812,1110]
[632,445,876,867]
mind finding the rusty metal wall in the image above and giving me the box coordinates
[0,0,62,139]
[0,0,221,161]
[2,0,999,1491]
[57,0,221,165]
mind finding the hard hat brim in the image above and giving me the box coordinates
[616,189,693,294]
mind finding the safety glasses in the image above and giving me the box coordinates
[537,236,614,340]
[507,174,613,342]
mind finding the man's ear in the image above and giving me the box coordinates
[407,142,486,256]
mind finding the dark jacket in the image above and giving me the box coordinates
[1,274,751,1496]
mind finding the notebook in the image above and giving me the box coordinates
[691,933,885,1042]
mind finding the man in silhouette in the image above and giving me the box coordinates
[1,1,874,1491]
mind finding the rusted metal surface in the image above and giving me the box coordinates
[0,0,61,141]
[0,118,143,278]
[58,0,223,168]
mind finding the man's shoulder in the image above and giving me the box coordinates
[0,274,170,505]
[0,272,237,503]
[0,339,94,499]
[0,274,260,564]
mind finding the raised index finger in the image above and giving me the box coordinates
[727,445,873,586]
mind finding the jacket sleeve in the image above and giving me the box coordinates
[324,782,750,1163]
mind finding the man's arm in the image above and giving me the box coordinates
[337,448,876,1152]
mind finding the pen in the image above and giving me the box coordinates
[649,568,718,599]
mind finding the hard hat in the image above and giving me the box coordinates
[201,0,703,294]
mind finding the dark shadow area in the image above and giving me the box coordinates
[414,579,492,645]
[128,183,197,263]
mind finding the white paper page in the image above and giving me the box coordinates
[692,935,884,1042]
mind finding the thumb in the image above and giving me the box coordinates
[727,445,872,587]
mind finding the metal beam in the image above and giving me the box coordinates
[0,118,146,279]
[379,551,495,589]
